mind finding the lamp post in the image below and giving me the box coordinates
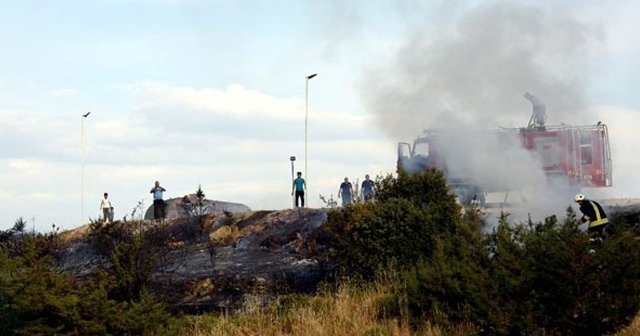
[290,156,296,207]
[304,73,317,205]
[81,111,91,225]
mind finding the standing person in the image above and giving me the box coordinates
[100,193,113,223]
[150,181,167,220]
[338,177,353,207]
[575,193,609,241]
[291,171,306,208]
[524,92,546,128]
[361,174,375,202]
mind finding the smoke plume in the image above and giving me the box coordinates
[362,1,603,223]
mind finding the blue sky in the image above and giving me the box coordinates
[1,0,638,231]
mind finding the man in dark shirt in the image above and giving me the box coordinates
[338,177,353,207]
[361,174,375,202]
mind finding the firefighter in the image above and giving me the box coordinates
[575,193,609,242]
[524,92,546,128]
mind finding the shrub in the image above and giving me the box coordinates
[0,242,172,335]
[400,208,640,335]
[324,170,640,334]
[89,220,169,302]
[324,170,463,276]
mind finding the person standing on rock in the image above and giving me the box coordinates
[291,171,306,208]
[338,177,353,207]
[361,174,375,202]
[150,181,167,220]
[99,192,113,223]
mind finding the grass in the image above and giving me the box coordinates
[619,313,640,336]
[173,276,640,336]
[175,279,474,336]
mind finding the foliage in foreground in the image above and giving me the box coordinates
[0,224,173,335]
[324,170,640,335]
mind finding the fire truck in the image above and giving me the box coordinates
[397,122,612,204]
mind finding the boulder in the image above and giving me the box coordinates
[144,196,251,220]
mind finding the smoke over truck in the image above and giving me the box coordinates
[397,98,612,205]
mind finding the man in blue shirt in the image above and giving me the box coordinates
[361,174,375,202]
[150,180,167,219]
[291,172,306,208]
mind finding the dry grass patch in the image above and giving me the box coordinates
[177,280,473,336]
[619,312,640,336]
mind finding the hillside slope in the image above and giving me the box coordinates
[57,207,331,313]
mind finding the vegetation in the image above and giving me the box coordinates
[324,169,640,335]
[0,226,172,335]
[174,277,473,336]
[2,171,640,335]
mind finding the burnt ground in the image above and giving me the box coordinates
[57,207,333,313]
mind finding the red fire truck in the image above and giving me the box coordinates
[397,123,612,204]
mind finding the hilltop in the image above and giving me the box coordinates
[57,205,332,313]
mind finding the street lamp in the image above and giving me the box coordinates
[304,73,317,206]
[81,111,91,225]
[290,156,296,207]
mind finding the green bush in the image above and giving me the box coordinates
[0,241,172,335]
[323,170,640,335]
[401,209,640,335]
[89,220,169,302]
[324,170,462,276]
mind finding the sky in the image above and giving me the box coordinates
[0,0,638,231]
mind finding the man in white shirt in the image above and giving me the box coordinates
[100,193,113,223]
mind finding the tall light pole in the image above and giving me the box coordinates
[304,73,317,205]
[290,156,296,207]
[81,111,91,225]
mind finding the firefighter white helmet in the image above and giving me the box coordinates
[574,194,585,202]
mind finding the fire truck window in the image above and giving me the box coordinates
[534,137,560,167]
[580,134,592,165]
[414,142,430,157]
[581,146,593,164]
[580,133,592,145]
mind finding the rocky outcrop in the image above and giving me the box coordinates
[602,198,640,227]
[57,208,332,313]
[144,196,251,221]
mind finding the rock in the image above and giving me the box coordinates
[56,207,332,313]
[144,196,251,220]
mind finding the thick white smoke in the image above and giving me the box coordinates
[362,1,603,223]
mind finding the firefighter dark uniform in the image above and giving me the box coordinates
[577,198,609,239]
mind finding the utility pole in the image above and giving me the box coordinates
[290,156,296,208]
[304,73,317,206]
[81,111,91,225]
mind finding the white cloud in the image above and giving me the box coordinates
[50,89,79,98]
[124,82,300,120]
[8,159,44,174]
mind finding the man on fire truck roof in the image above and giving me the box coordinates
[524,92,546,128]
